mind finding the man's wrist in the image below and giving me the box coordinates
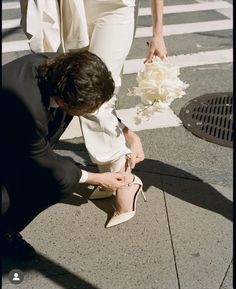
[85,172,101,186]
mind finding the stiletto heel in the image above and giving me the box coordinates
[89,187,114,200]
[140,190,147,202]
[106,175,146,228]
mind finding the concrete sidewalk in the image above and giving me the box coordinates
[1,157,233,289]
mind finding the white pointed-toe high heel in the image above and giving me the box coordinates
[89,187,114,200]
[106,175,146,228]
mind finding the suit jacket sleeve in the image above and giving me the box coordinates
[30,126,82,196]
[1,88,82,197]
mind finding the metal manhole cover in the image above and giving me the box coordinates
[180,92,233,148]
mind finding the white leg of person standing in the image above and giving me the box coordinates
[80,1,135,174]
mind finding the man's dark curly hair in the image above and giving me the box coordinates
[37,51,115,114]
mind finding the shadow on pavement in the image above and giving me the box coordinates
[86,162,232,224]
[2,253,99,289]
[55,141,232,222]
[1,153,232,287]
[135,159,233,222]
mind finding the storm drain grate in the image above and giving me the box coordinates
[180,92,233,148]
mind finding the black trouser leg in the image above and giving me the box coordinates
[1,182,61,235]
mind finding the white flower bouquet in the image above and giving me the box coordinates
[128,57,189,118]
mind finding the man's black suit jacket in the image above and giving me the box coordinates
[1,53,82,202]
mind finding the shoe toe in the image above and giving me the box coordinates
[106,211,135,228]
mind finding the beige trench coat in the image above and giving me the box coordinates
[20,0,135,53]
[20,0,89,52]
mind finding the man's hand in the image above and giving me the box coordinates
[86,172,128,191]
[123,127,145,169]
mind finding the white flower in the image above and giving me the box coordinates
[128,57,189,119]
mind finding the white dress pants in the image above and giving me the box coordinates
[80,1,135,172]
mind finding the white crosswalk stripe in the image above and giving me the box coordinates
[2,19,21,29]
[138,1,232,16]
[2,1,232,12]
[2,1,20,10]
[123,49,233,74]
[2,40,29,53]
[2,0,232,137]
[135,19,232,38]
[3,19,232,53]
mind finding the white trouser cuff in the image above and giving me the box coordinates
[79,170,89,183]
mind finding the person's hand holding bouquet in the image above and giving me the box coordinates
[145,35,167,63]
[128,56,189,118]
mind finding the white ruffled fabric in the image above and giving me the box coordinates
[128,57,189,117]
